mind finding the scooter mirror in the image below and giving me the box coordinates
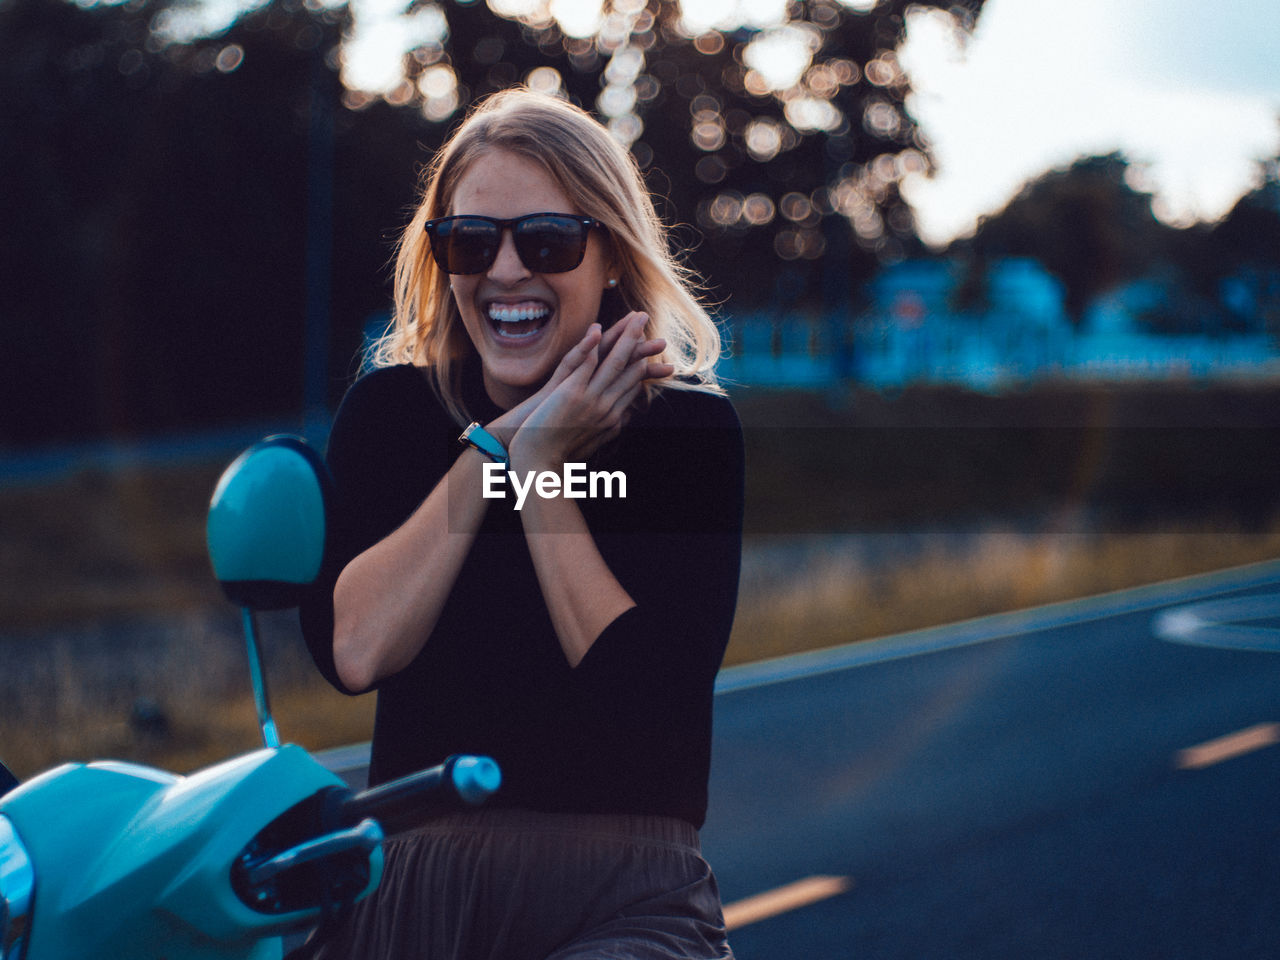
[207,435,331,611]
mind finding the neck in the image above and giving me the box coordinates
[481,368,535,412]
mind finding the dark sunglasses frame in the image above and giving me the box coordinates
[423,212,606,275]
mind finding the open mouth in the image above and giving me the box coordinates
[487,300,553,341]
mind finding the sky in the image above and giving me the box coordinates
[897,0,1280,246]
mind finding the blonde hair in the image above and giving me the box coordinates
[370,87,725,424]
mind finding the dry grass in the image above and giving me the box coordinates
[726,523,1280,667]
[5,520,1276,780]
[0,606,378,779]
[0,464,227,629]
[0,678,376,780]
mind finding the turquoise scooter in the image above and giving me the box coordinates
[0,436,500,960]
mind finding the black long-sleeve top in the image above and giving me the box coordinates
[300,360,743,829]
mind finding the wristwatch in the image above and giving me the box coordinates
[459,422,509,464]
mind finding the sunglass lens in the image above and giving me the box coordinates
[515,216,587,273]
[434,218,500,274]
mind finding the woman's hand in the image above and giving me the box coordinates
[508,312,668,667]
[509,312,673,468]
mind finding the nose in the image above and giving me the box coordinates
[486,227,531,283]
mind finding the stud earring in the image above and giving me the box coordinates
[607,278,618,288]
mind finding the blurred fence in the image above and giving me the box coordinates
[720,313,1280,391]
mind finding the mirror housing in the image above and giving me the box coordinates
[207,435,331,611]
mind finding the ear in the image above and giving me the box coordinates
[599,231,625,288]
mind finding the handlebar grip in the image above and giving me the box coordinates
[338,755,500,834]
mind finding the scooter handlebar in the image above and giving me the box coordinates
[245,818,384,888]
[338,755,501,835]
[231,755,500,917]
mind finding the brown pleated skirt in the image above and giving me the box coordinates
[293,807,735,960]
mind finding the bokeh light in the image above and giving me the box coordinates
[741,23,821,92]
[784,96,843,133]
[677,0,786,36]
[549,0,603,39]
[604,45,644,85]
[696,155,729,184]
[692,117,727,152]
[598,82,638,117]
[693,32,725,56]
[609,112,644,146]
[742,193,776,225]
[486,0,551,28]
[340,2,447,96]
[774,226,827,260]
[780,191,817,224]
[707,190,744,227]
[527,65,564,97]
[744,118,783,162]
[863,51,902,87]
[214,43,244,73]
[863,100,902,138]
[417,63,458,121]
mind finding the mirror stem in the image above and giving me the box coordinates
[241,607,281,749]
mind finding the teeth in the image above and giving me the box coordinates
[488,303,551,323]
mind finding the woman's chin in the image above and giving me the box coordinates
[480,356,554,408]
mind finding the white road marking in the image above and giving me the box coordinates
[1176,723,1280,770]
[1153,594,1280,653]
[717,561,1280,695]
[722,875,853,931]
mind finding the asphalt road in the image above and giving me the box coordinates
[704,560,1280,959]
[321,559,1280,959]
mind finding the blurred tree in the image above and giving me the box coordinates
[948,146,1280,337]
[0,0,415,442]
[1212,155,1280,271]
[948,153,1169,325]
[411,0,985,312]
[1,0,984,444]
[1,0,336,440]
[1209,152,1280,337]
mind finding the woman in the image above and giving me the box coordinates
[300,87,743,960]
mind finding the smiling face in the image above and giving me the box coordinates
[447,149,614,411]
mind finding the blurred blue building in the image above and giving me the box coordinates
[719,257,1280,390]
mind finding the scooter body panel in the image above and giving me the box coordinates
[1,744,379,960]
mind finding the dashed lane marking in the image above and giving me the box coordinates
[1176,723,1280,770]
[722,875,853,931]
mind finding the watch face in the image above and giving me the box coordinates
[461,423,507,463]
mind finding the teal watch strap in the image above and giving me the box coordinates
[459,422,509,464]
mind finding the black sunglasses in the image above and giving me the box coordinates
[423,212,605,275]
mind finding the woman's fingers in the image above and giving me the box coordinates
[594,334,674,410]
[598,310,645,357]
[518,313,671,462]
[589,313,650,389]
[644,360,675,381]
[557,323,602,378]
[532,323,602,407]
